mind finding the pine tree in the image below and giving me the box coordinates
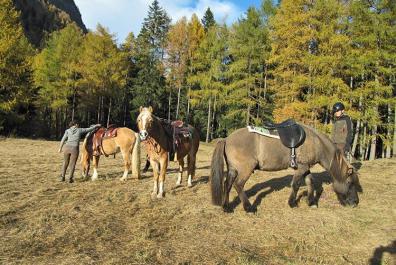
[140,0,171,60]
[188,24,228,142]
[78,25,127,126]
[166,17,189,120]
[131,0,171,119]
[201,7,216,32]
[0,0,34,134]
[347,0,395,160]
[225,7,271,130]
[33,23,84,136]
[269,0,314,122]
[186,14,205,120]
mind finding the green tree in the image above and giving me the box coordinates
[33,23,84,136]
[78,25,127,126]
[225,7,271,130]
[201,7,216,32]
[166,17,189,120]
[347,0,395,160]
[0,0,34,134]
[131,0,171,119]
[188,24,228,142]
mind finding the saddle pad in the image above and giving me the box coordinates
[247,126,280,139]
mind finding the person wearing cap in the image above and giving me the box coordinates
[331,102,353,161]
[58,121,101,183]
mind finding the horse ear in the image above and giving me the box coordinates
[347,167,354,176]
[149,106,153,113]
[139,106,143,112]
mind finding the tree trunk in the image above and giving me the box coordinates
[393,103,396,157]
[206,97,212,143]
[107,98,112,128]
[97,97,101,124]
[385,104,391,158]
[55,109,59,139]
[360,123,366,160]
[187,86,191,123]
[369,125,377,161]
[351,96,362,157]
[168,91,172,122]
[71,89,76,122]
[123,96,127,126]
[101,96,104,125]
[211,95,216,140]
[176,86,181,120]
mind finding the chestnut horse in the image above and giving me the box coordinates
[81,127,141,181]
[210,125,362,212]
[137,107,200,198]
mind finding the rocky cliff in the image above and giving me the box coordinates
[12,0,87,47]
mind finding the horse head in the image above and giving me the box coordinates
[331,149,362,207]
[137,106,154,141]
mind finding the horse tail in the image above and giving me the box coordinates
[210,139,226,206]
[131,132,141,179]
[80,136,91,176]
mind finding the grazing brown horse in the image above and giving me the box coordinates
[81,127,141,181]
[210,125,362,212]
[137,107,200,198]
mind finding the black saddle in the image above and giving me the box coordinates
[263,119,306,169]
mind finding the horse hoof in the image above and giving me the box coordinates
[310,204,318,209]
[156,193,164,199]
[120,177,127,182]
[151,192,157,199]
[288,200,298,208]
[187,183,193,188]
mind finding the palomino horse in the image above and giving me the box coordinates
[81,127,141,181]
[210,125,362,212]
[137,107,200,198]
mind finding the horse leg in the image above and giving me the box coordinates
[305,171,317,207]
[150,159,160,199]
[223,167,237,211]
[176,158,184,186]
[91,156,100,181]
[288,165,310,208]
[233,171,254,212]
[187,154,196,188]
[157,156,168,198]
[120,149,131,181]
[83,159,91,180]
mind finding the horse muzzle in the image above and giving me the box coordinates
[139,130,148,141]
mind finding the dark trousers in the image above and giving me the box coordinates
[61,145,79,182]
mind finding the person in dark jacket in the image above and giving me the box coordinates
[331,102,353,161]
[58,121,101,183]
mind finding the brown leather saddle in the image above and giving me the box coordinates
[161,119,192,160]
[91,125,118,156]
[263,119,306,169]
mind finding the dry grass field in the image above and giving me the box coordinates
[0,138,395,265]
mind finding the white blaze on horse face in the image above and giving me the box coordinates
[138,111,151,140]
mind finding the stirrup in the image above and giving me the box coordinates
[290,148,298,169]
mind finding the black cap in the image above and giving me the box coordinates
[332,102,345,114]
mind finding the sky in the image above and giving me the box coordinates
[74,0,262,43]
